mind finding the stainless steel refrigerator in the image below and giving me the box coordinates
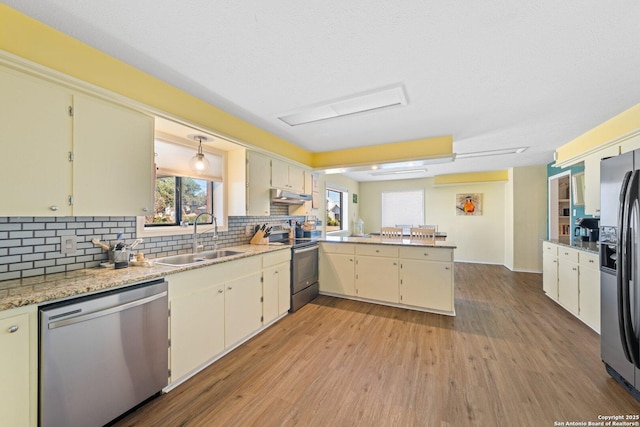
[600,150,640,400]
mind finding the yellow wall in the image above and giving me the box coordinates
[434,170,508,185]
[312,136,453,169]
[556,103,640,163]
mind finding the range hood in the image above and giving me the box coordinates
[271,189,312,204]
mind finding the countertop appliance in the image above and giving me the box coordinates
[575,217,600,242]
[600,150,640,400]
[40,279,169,426]
[266,223,319,312]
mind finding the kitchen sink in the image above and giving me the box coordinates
[154,250,244,266]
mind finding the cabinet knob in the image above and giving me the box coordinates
[376,250,380,253]
[142,207,149,212]
[227,286,233,290]
[589,260,594,263]
[218,289,224,294]
[572,267,577,271]
[445,266,450,270]
[423,253,429,256]
[50,206,59,211]
[7,325,18,333]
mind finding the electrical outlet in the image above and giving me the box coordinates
[61,235,77,254]
[245,225,254,236]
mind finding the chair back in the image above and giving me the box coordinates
[410,227,436,243]
[419,224,438,232]
[381,227,403,239]
[395,224,412,235]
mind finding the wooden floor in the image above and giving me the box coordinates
[115,263,640,426]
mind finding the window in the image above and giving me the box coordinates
[381,189,424,229]
[145,176,217,226]
[326,187,348,232]
[137,136,226,237]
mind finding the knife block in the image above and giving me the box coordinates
[250,230,269,245]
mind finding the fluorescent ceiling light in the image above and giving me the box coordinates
[279,85,407,126]
[371,169,428,176]
[456,147,528,159]
[322,154,454,175]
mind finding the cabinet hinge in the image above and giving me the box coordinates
[261,316,264,322]
[68,106,74,116]
[260,296,264,302]
[68,195,74,206]
[261,276,264,283]
[168,338,171,347]
[168,369,171,377]
[68,151,74,162]
[168,308,171,317]
[400,295,403,301]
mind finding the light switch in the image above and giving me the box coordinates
[61,235,77,254]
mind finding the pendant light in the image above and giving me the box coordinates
[189,135,211,174]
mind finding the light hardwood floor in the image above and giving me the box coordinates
[115,263,640,426]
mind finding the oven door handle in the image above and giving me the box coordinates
[293,245,319,254]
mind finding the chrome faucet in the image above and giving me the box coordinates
[193,212,218,254]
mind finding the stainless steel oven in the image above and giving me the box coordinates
[290,241,319,312]
[264,223,319,312]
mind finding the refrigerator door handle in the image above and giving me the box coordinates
[621,170,640,367]
[618,170,634,364]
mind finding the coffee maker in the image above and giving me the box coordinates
[574,217,600,242]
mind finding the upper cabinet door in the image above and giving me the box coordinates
[0,67,73,216]
[270,158,290,190]
[73,95,154,216]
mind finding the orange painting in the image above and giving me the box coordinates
[456,193,482,216]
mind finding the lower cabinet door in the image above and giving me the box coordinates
[170,284,225,381]
[579,266,600,333]
[400,260,453,312]
[542,254,559,300]
[263,265,280,324]
[278,264,291,315]
[225,273,263,347]
[319,252,355,296]
[558,261,580,315]
[356,256,399,303]
[0,313,32,427]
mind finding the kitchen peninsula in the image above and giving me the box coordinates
[319,236,457,316]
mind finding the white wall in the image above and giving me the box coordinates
[359,177,507,264]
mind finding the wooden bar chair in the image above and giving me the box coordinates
[410,227,436,244]
[381,227,403,239]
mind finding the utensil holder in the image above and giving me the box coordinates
[250,230,269,245]
[113,248,130,269]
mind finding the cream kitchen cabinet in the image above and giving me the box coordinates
[0,65,154,216]
[1,66,73,216]
[542,242,559,300]
[246,151,272,216]
[262,250,292,324]
[271,158,305,193]
[170,278,225,381]
[557,247,580,316]
[583,145,619,216]
[399,247,454,313]
[0,305,37,427]
[542,241,600,332]
[72,94,154,216]
[168,255,264,384]
[355,245,399,303]
[224,272,263,347]
[319,243,356,296]
[579,252,601,333]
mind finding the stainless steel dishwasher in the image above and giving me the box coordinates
[39,279,168,427]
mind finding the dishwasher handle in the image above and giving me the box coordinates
[47,291,167,330]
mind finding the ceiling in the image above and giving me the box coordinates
[6,1,640,181]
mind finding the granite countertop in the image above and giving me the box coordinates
[323,235,457,249]
[546,239,599,254]
[0,244,290,312]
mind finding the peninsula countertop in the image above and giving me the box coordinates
[545,239,598,254]
[323,235,457,249]
[0,244,290,312]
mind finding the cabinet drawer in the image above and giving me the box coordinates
[558,247,579,263]
[356,244,398,258]
[321,243,355,255]
[579,251,599,268]
[263,249,291,268]
[400,246,452,262]
[542,242,558,256]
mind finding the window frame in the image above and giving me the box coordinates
[326,185,348,234]
[144,175,214,227]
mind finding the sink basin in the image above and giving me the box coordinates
[155,250,244,266]
[196,250,244,260]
